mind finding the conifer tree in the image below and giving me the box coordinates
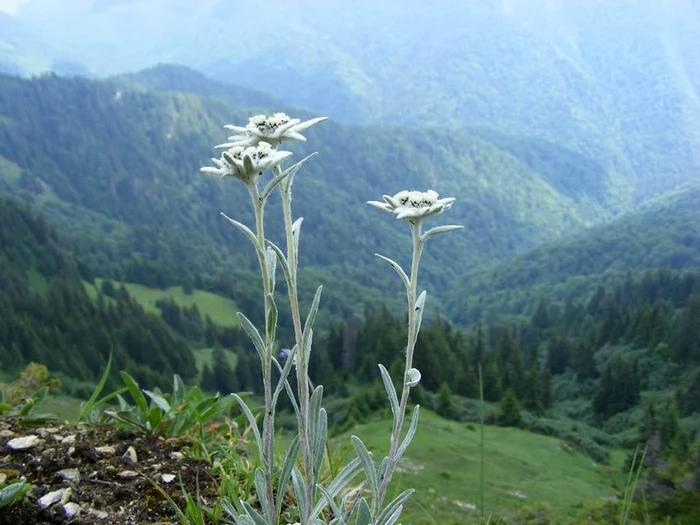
[499,388,521,427]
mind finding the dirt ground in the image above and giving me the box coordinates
[0,418,220,524]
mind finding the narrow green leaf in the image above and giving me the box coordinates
[272,357,300,418]
[376,489,414,525]
[314,408,328,481]
[237,313,266,363]
[172,375,186,406]
[413,290,427,341]
[272,346,297,414]
[303,286,323,339]
[310,458,362,520]
[382,505,404,525]
[292,467,308,521]
[144,390,172,413]
[221,212,263,256]
[254,468,271,521]
[309,385,324,445]
[276,435,300,519]
[231,393,264,465]
[351,436,378,503]
[378,364,399,424]
[241,501,267,525]
[265,293,278,344]
[292,217,303,260]
[421,224,464,241]
[396,405,420,461]
[374,254,410,293]
[354,498,372,525]
[119,371,149,415]
[264,247,277,293]
[317,485,343,523]
[266,240,291,287]
[280,153,317,195]
[303,327,314,364]
[77,351,113,422]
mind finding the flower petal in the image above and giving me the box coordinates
[367,200,393,212]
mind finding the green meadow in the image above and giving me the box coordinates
[330,410,625,524]
[85,279,240,328]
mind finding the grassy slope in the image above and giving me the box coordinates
[84,279,240,328]
[332,410,624,524]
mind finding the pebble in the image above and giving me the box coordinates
[122,445,138,463]
[39,488,69,509]
[62,502,81,517]
[0,429,16,438]
[87,508,110,519]
[161,473,176,483]
[95,445,116,456]
[61,434,76,445]
[58,468,81,485]
[117,470,139,479]
[7,435,41,450]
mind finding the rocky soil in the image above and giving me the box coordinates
[0,418,219,524]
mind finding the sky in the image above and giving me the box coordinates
[0,0,30,15]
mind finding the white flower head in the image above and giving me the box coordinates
[368,189,456,222]
[217,112,328,148]
[200,141,292,186]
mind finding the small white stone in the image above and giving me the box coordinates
[61,434,76,445]
[95,445,116,456]
[0,429,16,438]
[39,488,68,509]
[58,468,81,485]
[87,508,109,519]
[117,470,139,479]
[169,451,184,460]
[122,445,138,463]
[7,435,41,450]
[60,487,73,505]
[160,473,176,483]
[62,502,81,517]
[0,473,6,484]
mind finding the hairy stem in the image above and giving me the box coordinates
[279,177,314,522]
[249,184,276,525]
[377,220,424,508]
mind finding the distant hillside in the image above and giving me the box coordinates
[448,183,700,325]
[110,64,284,110]
[10,0,700,205]
[0,197,195,388]
[0,12,88,76]
[0,70,617,321]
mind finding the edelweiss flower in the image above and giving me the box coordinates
[367,190,456,221]
[200,141,292,185]
[217,112,328,148]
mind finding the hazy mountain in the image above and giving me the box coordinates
[6,0,700,207]
[448,182,700,324]
[0,68,617,318]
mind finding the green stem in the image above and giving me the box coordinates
[377,220,424,509]
[248,184,276,525]
[279,179,313,522]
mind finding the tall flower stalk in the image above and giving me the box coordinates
[366,190,463,513]
[202,113,462,525]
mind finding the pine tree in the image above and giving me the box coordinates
[436,382,454,419]
[499,388,521,427]
[659,397,680,456]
